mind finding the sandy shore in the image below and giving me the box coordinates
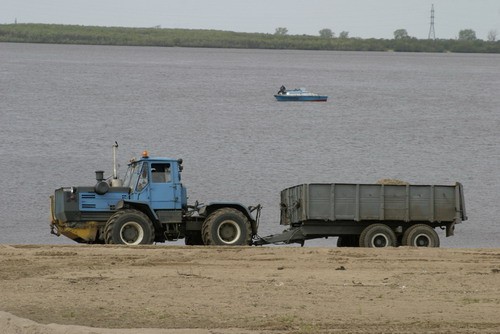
[1,244,499,333]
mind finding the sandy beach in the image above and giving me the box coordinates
[1,244,499,333]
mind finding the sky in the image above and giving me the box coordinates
[2,0,499,40]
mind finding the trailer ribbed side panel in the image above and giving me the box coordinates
[280,183,465,226]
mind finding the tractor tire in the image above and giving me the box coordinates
[202,208,252,246]
[104,209,155,245]
[402,224,440,247]
[359,224,397,248]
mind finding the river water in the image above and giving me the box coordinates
[0,43,498,247]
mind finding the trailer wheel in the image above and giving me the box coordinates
[402,224,440,247]
[185,232,204,246]
[359,224,397,248]
[337,235,359,247]
[202,208,252,246]
[104,209,155,245]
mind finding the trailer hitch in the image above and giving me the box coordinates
[249,204,262,230]
[253,227,306,246]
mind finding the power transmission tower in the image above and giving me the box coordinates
[428,4,436,39]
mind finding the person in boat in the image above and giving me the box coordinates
[278,85,286,95]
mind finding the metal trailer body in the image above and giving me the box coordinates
[255,183,467,247]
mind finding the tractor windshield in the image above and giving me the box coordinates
[122,162,141,190]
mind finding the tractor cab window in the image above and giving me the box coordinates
[151,163,171,183]
[136,163,149,192]
[123,162,141,189]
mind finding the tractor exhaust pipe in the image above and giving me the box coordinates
[112,141,119,180]
[111,141,123,187]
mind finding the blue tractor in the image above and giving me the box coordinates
[50,144,260,245]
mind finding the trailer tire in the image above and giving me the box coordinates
[104,209,155,245]
[337,235,359,247]
[185,232,204,246]
[202,208,252,246]
[359,224,397,248]
[402,224,440,247]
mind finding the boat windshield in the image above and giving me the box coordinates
[122,162,142,189]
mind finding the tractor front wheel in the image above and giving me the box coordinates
[105,209,155,245]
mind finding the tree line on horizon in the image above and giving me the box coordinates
[0,23,499,53]
[280,26,497,42]
[391,28,497,42]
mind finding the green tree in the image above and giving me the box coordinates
[339,31,349,39]
[487,30,497,42]
[394,29,409,40]
[319,28,334,38]
[274,27,288,36]
[458,29,477,40]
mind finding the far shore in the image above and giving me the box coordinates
[1,23,499,54]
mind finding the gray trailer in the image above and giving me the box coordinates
[254,182,467,247]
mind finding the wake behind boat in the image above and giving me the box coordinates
[274,85,328,102]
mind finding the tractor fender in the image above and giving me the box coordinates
[115,200,161,230]
[199,202,258,235]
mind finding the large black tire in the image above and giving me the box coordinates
[185,232,204,246]
[402,224,440,247]
[337,235,360,247]
[104,209,155,245]
[359,224,397,248]
[202,208,252,246]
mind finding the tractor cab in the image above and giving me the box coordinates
[51,145,257,246]
[123,151,187,210]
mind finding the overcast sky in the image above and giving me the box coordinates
[2,0,499,40]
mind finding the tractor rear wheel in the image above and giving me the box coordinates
[104,209,155,245]
[402,224,440,247]
[202,208,252,246]
[359,224,397,248]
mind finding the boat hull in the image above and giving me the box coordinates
[274,95,328,102]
